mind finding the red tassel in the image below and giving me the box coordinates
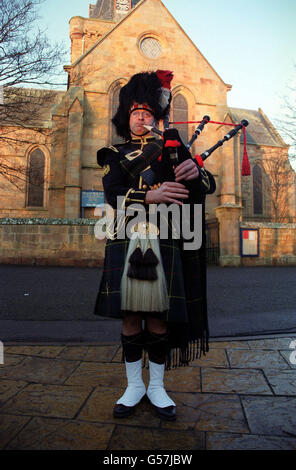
[194,154,204,168]
[241,126,251,176]
[158,154,162,162]
[242,149,251,176]
[165,140,181,148]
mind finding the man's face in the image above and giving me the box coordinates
[129,106,155,137]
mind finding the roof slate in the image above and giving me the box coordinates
[229,107,286,148]
[90,0,114,20]
[1,88,65,128]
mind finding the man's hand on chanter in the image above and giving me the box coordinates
[145,182,189,206]
[174,159,199,182]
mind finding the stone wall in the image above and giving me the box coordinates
[1,218,295,268]
[0,218,105,267]
[240,222,296,266]
[69,16,115,64]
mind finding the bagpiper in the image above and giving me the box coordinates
[93,70,216,421]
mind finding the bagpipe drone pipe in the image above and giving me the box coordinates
[144,116,250,183]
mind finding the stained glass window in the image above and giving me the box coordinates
[172,94,188,145]
[27,148,45,207]
[253,164,263,215]
[111,87,124,144]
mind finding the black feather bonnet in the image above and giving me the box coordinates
[112,71,173,140]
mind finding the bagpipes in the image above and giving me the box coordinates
[153,70,251,177]
[144,115,250,177]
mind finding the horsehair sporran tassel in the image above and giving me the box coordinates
[121,235,169,313]
[127,237,159,281]
[142,240,159,280]
[127,239,144,279]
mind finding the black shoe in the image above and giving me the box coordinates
[154,405,176,421]
[113,403,137,418]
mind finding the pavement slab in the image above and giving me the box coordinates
[264,369,296,395]
[162,393,249,433]
[164,367,201,393]
[5,417,115,450]
[57,344,120,363]
[227,349,290,370]
[241,396,296,437]
[190,348,229,368]
[207,432,296,450]
[0,354,26,379]
[65,362,127,388]
[0,335,295,450]
[3,356,81,385]
[210,341,252,350]
[1,383,93,419]
[201,368,273,395]
[0,414,32,450]
[279,350,296,369]
[0,379,28,406]
[247,338,295,350]
[108,426,205,451]
[5,346,66,358]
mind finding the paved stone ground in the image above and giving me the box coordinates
[0,336,296,451]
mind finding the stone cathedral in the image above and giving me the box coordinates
[0,0,295,266]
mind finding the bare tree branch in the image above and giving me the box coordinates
[0,0,66,88]
[259,149,295,222]
[275,69,296,163]
[0,0,67,192]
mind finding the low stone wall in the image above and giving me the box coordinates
[0,218,105,267]
[1,218,295,268]
[240,221,296,266]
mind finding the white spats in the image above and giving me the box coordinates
[146,361,176,408]
[116,359,146,407]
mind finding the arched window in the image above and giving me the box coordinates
[172,94,188,145]
[253,164,263,215]
[27,148,45,207]
[111,87,123,144]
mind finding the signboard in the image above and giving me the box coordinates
[81,191,104,218]
[81,190,104,208]
[240,228,259,257]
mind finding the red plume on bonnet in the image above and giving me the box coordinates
[156,70,174,89]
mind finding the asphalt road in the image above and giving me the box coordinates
[1,264,296,341]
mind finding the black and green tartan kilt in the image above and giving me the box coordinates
[93,235,209,366]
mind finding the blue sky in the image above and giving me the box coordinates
[39,0,296,125]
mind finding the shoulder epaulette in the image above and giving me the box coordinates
[96,145,120,167]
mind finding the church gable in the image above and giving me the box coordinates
[67,0,228,103]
